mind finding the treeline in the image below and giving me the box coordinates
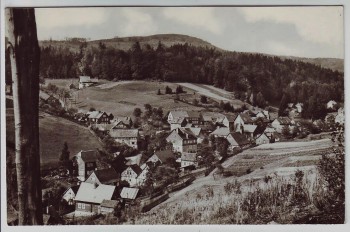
[5,40,344,119]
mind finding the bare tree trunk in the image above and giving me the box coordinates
[6,8,43,225]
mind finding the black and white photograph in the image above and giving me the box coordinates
[1,0,348,230]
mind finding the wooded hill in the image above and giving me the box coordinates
[5,34,344,119]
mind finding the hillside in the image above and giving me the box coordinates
[39,34,220,53]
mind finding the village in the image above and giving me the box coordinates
[23,75,344,225]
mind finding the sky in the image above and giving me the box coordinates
[35,6,344,59]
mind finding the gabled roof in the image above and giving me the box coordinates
[275,117,292,125]
[154,150,175,163]
[120,187,139,200]
[181,153,197,162]
[129,164,143,176]
[114,116,132,124]
[210,127,230,137]
[101,199,120,208]
[110,129,139,138]
[74,182,115,204]
[239,113,254,124]
[223,114,238,122]
[94,123,115,131]
[169,117,186,124]
[93,168,119,184]
[62,185,79,197]
[172,128,197,140]
[187,127,202,137]
[201,112,225,123]
[75,150,97,163]
[169,110,189,119]
[230,132,250,146]
[125,154,142,166]
[243,124,257,133]
[187,111,201,118]
[88,111,106,119]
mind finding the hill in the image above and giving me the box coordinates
[281,56,344,73]
[39,34,220,53]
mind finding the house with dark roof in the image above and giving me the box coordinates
[121,164,144,187]
[271,117,294,133]
[210,128,250,150]
[74,182,116,214]
[86,111,111,124]
[147,150,176,165]
[113,116,133,128]
[222,114,238,130]
[187,127,206,143]
[100,199,122,214]
[62,186,80,205]
[85,168,120,186]
[72,150,98,181]
[39,91,60,106]
[186,111,203,125]
[109,129,139,149]
[166,128,197,153]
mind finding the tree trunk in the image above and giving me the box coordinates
[6,8,43,225]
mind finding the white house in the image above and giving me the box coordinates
[255,133,271,145]
[234,113,255,133]
[271,117,294,133]
[79,76,98,89]
[62,186,79,205]
[180,152,197,168]
[121,164,143,187]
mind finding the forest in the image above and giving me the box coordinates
[5,39,344,119]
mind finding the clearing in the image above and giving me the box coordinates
[6,108,103,168]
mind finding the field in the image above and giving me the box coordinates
[6,108,103,167]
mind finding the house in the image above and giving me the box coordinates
[39,91,60,106]
[295,103,303,113]
[202,112,226,125]
[181,152,198,169]
[263,126,277,137]
[255,133,271,145]
[167,110,188,123]
[86,111,111,124]
[186,111,203,125]
[74,182,116,214]
[271,117,294,133]
[72,150,98,181]
[79,76,98,89]
[228,132,250,149]
[113,116,133,128]
[241,124,258,139]
[327,100,337,110]
[234,113,255,132]
[222,114,238,130]
[121,164,143,187]
[166,128,197,153]
[169,117,187,130]
[120,187,139,202]
[136,164,150,186]
[255,110,271,121]
[147,150,176,165]
[125,153,143,166]
[85,168,120,186]
[187,127,206,143]
[335,107,344,125]
[109,129,139,149]
[100,199,121,215]
[62,186,79,205]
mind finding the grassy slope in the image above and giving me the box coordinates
[6,108,103,167]
[130,139,333,224]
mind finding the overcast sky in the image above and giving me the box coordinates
[35,6,344,59]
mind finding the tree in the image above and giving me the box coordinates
[192,98,199,106]
[6,8,43,225]
[175,85,184,94]
[165,86,172,94]
[59,142,70,164]
[133,107,142,117]
[216,137,229,159]
[200,95,208,104]
[157,89,161,95]
[282,125,291,138]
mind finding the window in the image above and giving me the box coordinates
[77,203,81,209]
[82,203,85,209]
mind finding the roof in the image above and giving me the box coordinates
[39,91,51,101]
[74,182,116,204]
[210,127,230,137]
[276,117,292,125]
[154,150,175,163]
[120,187,139,200]
[264,127,276,133]
[177,128,197,140]
[243,124,258,133]
[63,185,79,196]
[239,113,254,124]
[75,150,98,163]
[169,111,189,119]
[181,153,197,162]
[201,112,225,123]
[125,154,142,166]
[230,132,250,145]
[109,129,139,138]
[187,111,201,118]
[187,127,202,137]
[114,116,132,124]
[129,164,143,176]
[224,114,238,122]
[88,111,105,119]
[93,168,119,184]
[169,117,186,124]
[79,76,91,83]
[100,199,120,208]
[94,123,115,131]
